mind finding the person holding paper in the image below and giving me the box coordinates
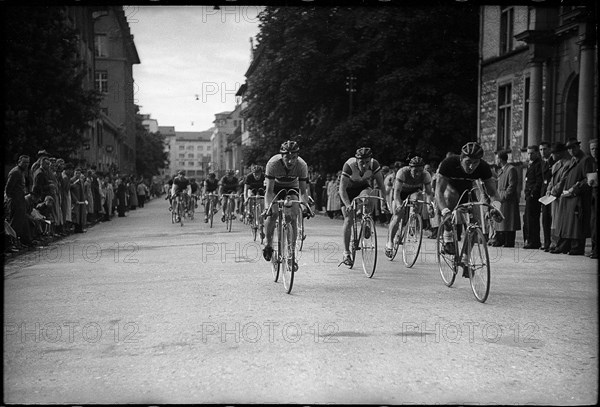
[546,142,570,252]
[539,141,555,251]
[522,145,543,249]
[554,138,595,255]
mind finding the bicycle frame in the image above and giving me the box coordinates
[222,193,239,232]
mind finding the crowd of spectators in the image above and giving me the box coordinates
[4,149,163,255]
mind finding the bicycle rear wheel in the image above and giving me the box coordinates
[402,213,423,268]
[349,221,358,269]
[226,200,233,232]
[360,217,377,278]
[171,205,176,224]
[281,222,295,294]
[178,200,184,227]
[271,220,281,282]
[437,218,457,287]
[189,198,195,220]
[468,227,491,303]
[208,199,214,228]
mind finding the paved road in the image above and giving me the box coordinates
[4,197,598,404]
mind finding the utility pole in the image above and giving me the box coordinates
[345,74,356,117]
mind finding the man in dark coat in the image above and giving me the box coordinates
[70,168,87,233]
[554,138,595,255]
[493,150,521,247]
[539,141,555,251]
[546,142,570,252]
[522,145,543,249]
[588,140,598,258]
[4,155,35,246]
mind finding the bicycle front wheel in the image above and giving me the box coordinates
[437,217,457,287]
[178,201,184,227]
[208,200,214,228]
[296,214,305,252]
[360,217,377,278]
[402,214,423,268]
[281,222,295,294]
[226,201,233,232]
[468,227,491,303]
[349,221,358,269]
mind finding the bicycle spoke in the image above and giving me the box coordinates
[361,217,377,278]
[402,214,423,268]
[437,218,457,287]
[468,228,490,303]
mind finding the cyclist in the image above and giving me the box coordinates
[203,171,219,223]
[245,164,266,239]
[189,178,200,210]
[171,170,191,221]
[436,142,503,274]
[219,169,239,222]
[262,140,311,267]
[384,156,433,258]
[339,147,390,266]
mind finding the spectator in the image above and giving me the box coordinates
[36,196,56,235]
[522,145,543,249]
[492,150,521,247]
[326,172,342,219]
[61,163,74,232]
[91,166,102,221]
[128,177,138,210]
[116,177,128,217]
[554,138,595,255]
[314,172,325,212]
[4,155,35,247]
[70,168,87,233]
[136,179,148,208]
[84,170,95,223]
[539,141,555,251]
[587,139,598,258]
[546,142,570,252]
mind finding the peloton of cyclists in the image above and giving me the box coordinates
[170,170,191,221]
[219,169,240,223]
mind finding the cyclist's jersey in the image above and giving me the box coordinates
[219,176,239,194]
[245,173,265,192]
[438,155,493,193]
[204,178,219,193]
[190,182,200,194]
[395,166,432,194]
[172,177,189,194]
[341,157,382,189]
[265,154,309,189]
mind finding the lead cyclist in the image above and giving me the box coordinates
[262,140,312,270]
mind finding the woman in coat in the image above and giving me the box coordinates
[493,150,520,247]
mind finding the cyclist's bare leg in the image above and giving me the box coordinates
[386,200,404,249]
[342,205,355,254]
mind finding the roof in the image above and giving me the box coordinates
[175,131,213,142]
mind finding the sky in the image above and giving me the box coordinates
[128,6,262,132]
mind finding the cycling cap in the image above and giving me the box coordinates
[461,142,484,159]
[409,156,425,167]
[280,140,300,154]
[355,147,373,159]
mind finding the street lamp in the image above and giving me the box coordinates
[345,74,356,117]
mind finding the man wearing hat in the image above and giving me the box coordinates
[553,138,595,255]
[539,141,555,251]
[522,145,543,249]
[545,141,570,252]
[587,139,598,258]
[30,149,50,177]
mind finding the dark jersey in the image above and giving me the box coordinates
[438,155,493,193]
[219,176,239,193]
[172,177,189,193]
[245,173,265,192]
[190,182,200,194]
[204,178,219,193]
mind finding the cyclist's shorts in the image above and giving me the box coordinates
[274,185,299,198]
[342,185,371,207]
[250,188,265,196]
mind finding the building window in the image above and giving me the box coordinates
[198,146,204,151]
[95,71,108,93]
[179,161,185,166]
[95,34,108,57]
[523,77,530,148]
[197,162,203,166]
[178,153,185,158]
[188,161,194,167]
[500,6,514,55]
[179,145,185,150]
[207,146,211,151]
[188,153,194,158]
[187,145,194,150]
[497,83,512,150]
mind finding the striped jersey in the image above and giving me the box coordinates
[341,157,382,188]
[265,154,309,189]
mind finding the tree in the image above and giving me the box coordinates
[3,6,101,163]
[134,113,168,179]
[243,6,479,172]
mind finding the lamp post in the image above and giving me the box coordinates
[345,74,356,117]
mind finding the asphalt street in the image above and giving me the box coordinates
[3,197,598,404]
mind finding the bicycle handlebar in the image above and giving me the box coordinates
[263,198,314,219]
[454,201,504,222]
